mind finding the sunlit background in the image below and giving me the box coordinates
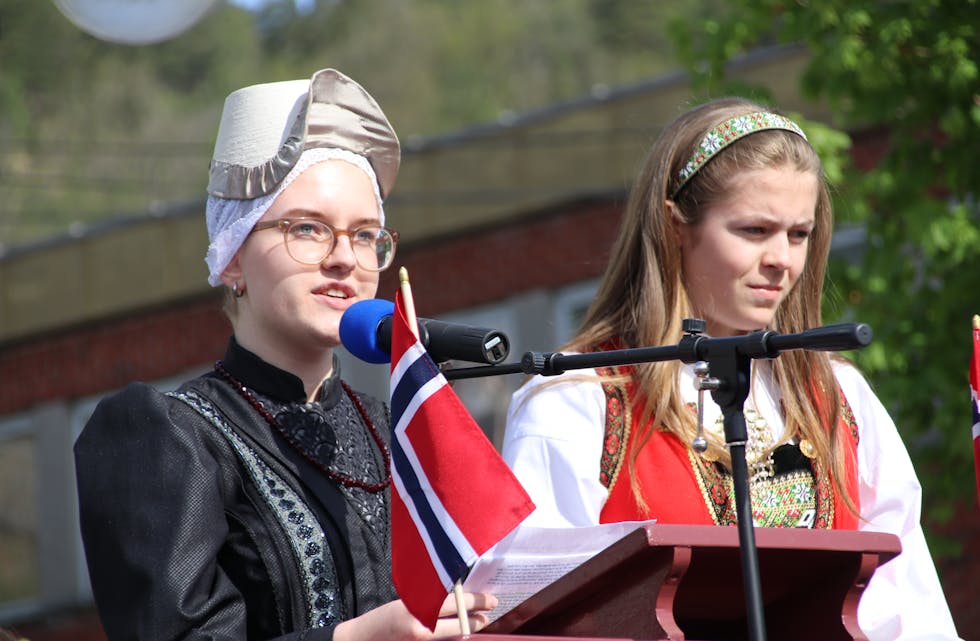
[2,0,688,251]
[1,1,977,639]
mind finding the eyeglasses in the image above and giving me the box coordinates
[251,218,399,272]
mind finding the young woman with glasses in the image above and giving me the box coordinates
[74,69,495,641]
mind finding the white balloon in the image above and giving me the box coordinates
[54,0,220,45]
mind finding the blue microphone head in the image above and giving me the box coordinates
[340,298,395,364]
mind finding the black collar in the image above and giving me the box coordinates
[220,336,342,406]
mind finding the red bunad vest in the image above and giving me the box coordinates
[594,366,860,530]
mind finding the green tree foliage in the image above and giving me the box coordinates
[258,0,685,135]
[0,1,266,245]
[672,0,980,550]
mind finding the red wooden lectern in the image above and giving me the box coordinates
[460,523,901,641]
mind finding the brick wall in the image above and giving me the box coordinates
[0,296,231,414]
[0,198,621,414]
[381,198,622,316]
[8,609,106,641]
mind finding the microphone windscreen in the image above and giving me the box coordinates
[339,298,395,364]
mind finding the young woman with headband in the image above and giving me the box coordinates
[502,97,961,640]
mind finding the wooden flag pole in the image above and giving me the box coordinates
[398,267,419,340]
[452,582,471,636]
[397,267,472,635]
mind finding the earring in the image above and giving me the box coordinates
[232,282,246,298]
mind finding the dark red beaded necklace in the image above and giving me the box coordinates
[215,360,391,493]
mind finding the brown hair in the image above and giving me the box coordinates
[563,97,854,515]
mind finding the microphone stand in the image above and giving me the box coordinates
[443,321,872,641]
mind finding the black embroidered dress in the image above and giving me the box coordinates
[75,338,395,641]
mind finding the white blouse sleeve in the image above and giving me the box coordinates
[836,363,962,641]
[501,371,608,528]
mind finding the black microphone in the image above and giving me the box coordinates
[339,299,510,365]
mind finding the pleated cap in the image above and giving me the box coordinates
[207,68,400,200]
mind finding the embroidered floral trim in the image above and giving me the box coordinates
[842,398,859,443]
[170,390,343,628]
[597,375,859,530]
[688,448,728,526]
[691,448,820,528]
[692,392,859,529]
[748,469,817,528]
[597,366,630,491]
[674,111,807,196]
[811,456,836,529]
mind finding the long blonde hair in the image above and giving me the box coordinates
[565,97,854,515]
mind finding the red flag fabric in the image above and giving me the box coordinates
[388,289,535,630]
[971,315,980,506]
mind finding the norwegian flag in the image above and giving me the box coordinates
[971,315,980,506]
[388,290,535,630]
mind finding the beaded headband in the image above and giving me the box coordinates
[673,111,807,197]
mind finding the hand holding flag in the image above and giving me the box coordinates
[388,270,535,630]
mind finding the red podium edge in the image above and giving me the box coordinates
[463,523,900,641]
